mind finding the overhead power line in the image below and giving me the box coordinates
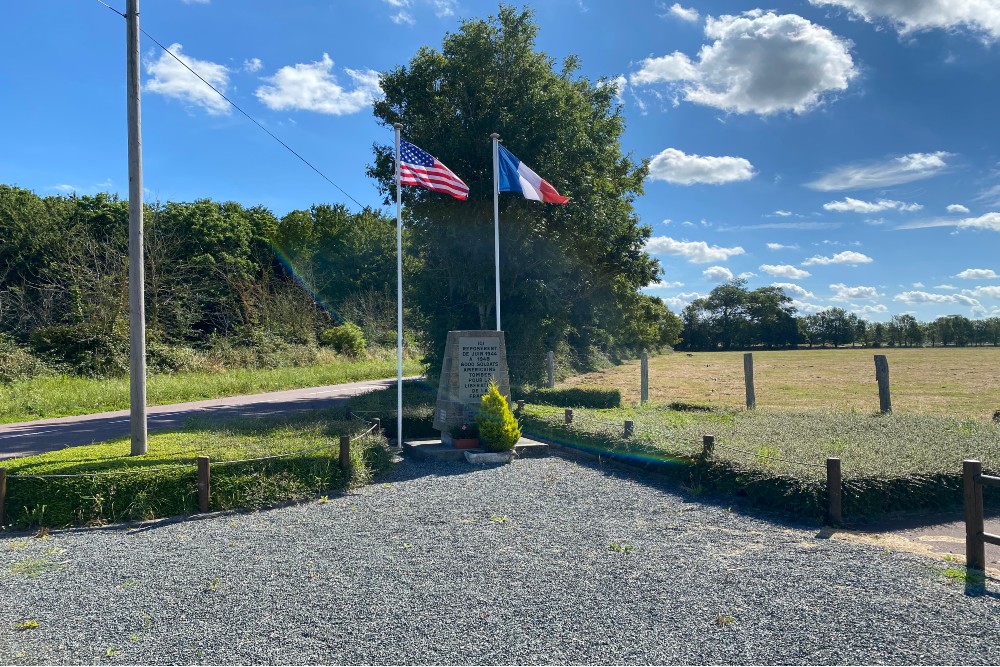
[95,0,366,209]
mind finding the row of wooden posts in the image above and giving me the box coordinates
[547,351,894,414]
[0,419,379,527]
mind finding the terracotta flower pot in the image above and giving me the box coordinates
[452,437,480,449]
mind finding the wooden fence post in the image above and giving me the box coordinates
[702,435,714,458]
[826,457,842,526]
[339,435,351,470]
[624,420,634,438]
[964,459,986,572]
[0,468,6,529]
[197,456,210,513]
[547,351,555,389]
[372,417,381,434]
[640,351,649,405]
[564,408,573,425]
[743,353,756,410]
[874,355,891,414]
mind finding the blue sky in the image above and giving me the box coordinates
[3,1,1000,323]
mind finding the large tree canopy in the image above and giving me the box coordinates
[369,5,664,384]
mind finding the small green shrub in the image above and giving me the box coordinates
[476,380,521,452]
[320,322,367,357]
[30,322,129,377]
[524,386,621,409]
[146,342,200,374]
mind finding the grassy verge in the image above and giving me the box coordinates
[1,409,393,530]
[519,403,1000,520]
[0,357,424,424]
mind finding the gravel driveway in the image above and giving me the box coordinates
[2,453,999,665]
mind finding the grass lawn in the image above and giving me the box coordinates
[558,347,1000,419]
[0,357,424,424]
[2,408,392,529]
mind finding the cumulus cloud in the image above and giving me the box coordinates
[965,286,1000,299]
[829,283,880,301]
[823,197,922,213]
[766,242,799,250]
[256,54,381,115]
[631,11,856,115]
[807,152,953,191]
[647,148,755,185]
[645,236,745,263]
[662,292,706,310]
[760,264,811,279]
[852,304,888,317]
[772,282,814,299]
[243,58,263,73]
[956,268,999,280]
[703,266,734,282]
[791,299,827,314]
[668,3,700,22]
[947,204,970,214]
[144,43,231,115]
[957,212,1000,231]
[809,0,1000,42]
[894,291,982,308]
[801,251,873,266]
[773,210,793,217]
[648,280,685,289]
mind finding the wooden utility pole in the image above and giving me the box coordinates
[126,0,148,455]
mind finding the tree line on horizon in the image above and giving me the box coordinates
[679,278,1000,351]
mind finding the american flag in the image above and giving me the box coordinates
[399,139,469,200]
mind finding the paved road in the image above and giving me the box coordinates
[0,378,415,460]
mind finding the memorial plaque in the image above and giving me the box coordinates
[433,330,511,442]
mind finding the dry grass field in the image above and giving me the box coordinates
[559,347,1000,419]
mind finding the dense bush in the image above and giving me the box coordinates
[146,342,200,375]
[320,322,367,357]
[524,386,621,409]
[0,334,51,383]
[29,321,129,377]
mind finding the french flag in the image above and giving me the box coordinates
[497,144,570,204]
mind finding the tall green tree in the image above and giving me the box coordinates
[368,5,661,383]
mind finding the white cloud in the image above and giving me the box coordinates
[611,75,628,105]
[809,0,1000,42]
[243,58,263,73]
[773,210,793,217]
[668,3,700,22]
[645,236,745,263]
[823,197,923,213]
[662,292,706,310]
[772,282,814,299]
[852,304,888,317]
[719,222,841,232]
[144,43,231,115]
[801,251,873,266]
[807,152,953,191]
[934,284,957,290]
[766,242,799,250]
[947,204,970,214]
[829,283,880,301]
[255,54,381,115]
[912,282,925,288]
[965,286,1000,299]
[648,280,685,289]
[760,264,811,279]
[737,272,756,279]
[894,291,982,308]
[791,299,827,314]
[703,266,734,282]
[647,148,755,185]
[957,212,1000,232]
[631,11,856,115]
[956,268,999,280]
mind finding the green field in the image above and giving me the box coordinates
[0,356,424,425]
[559,347,1000,419]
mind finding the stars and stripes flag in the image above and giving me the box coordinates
[399,139,469,200]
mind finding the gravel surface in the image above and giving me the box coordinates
[2,453,999,665]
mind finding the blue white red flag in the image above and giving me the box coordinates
[399,139,469,200]
[496,144,569,204]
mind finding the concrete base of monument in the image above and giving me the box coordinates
[401,437,549,462]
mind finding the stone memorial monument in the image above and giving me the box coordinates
[433,330,511,444]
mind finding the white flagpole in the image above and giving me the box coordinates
[491,133,501,332]
[394,123,404,446]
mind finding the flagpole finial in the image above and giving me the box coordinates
[394,122,403,129]
[490,132,500,141]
